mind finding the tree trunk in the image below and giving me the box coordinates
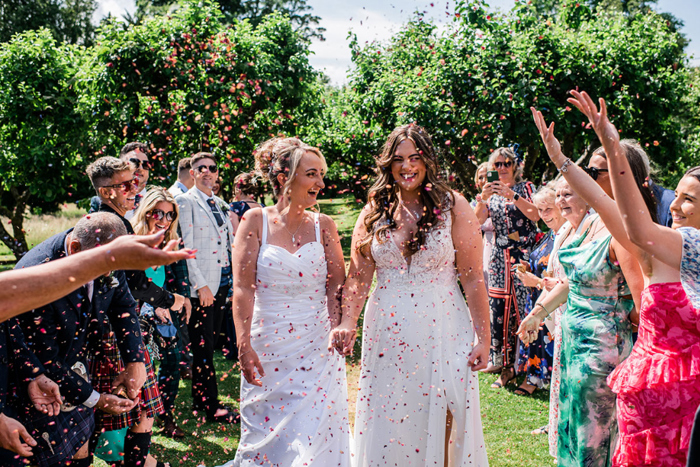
[0,187,30,260]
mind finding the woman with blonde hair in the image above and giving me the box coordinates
[225,137,350,466]
[132,187,190,442]
[472,161,495,286]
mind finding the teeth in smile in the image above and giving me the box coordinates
[401,174,416,180]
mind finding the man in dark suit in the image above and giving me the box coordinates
[2,213,145,467]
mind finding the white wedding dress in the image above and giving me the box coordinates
[222,210,351,467]
[353,212,489,466]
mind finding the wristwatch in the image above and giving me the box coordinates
[512,192,520,202]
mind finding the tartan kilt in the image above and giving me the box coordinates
[1,402,94,467]
[89,329,164,431]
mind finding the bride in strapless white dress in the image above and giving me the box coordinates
[331,125,491,466]
[225,139,350,467]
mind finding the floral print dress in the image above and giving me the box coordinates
[557,226,633,467]
[516,230,555,387]
[607,227,700,467]
[487,181,537,368]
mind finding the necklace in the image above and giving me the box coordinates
[281,212,305,243]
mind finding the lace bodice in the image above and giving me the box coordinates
[371,212,456,289]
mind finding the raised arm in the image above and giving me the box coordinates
[329,205,376,356]
[531,106,645,262]
[320,214,346,327]
[567,91,683,269]
[231,209,265,386]
[451,193,490,370]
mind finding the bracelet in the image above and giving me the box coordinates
[534,302,550,318]
[238,349,255,359]
[557,158,573,173]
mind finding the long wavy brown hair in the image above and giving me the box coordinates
[358,124,454,257]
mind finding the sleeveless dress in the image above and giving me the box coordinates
[226,210,351,467]
[557,227,633,467]
[353,210,489,466]
[607,227,700,467]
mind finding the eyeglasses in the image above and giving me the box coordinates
[129,158,153,170]
[101,178,137,193]
[494,161,513,169]
[194,164,218,174]
[147,209,176,222]
[583,167,609,181]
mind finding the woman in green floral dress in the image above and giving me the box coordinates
[556,218,635,465]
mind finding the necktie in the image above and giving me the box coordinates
[207,198,224,227]
[134,193,142,209]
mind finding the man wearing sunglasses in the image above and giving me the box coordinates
[119,142,153,220]
[176,152,236,424]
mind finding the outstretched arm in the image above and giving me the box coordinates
[530,106,645,262]
[567,91,683,269]
[1,232,195,324]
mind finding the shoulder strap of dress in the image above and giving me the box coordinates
[314,212,321,243]
[261,208,269,245]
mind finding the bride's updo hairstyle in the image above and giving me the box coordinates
[254,137,327,200]
[358,123,454,257]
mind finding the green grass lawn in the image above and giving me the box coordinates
[6,198,552,466]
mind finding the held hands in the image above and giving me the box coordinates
[27,374,62,416]
[0,413,36,457]
[567,91,620,147]
[197,286,215,308]
[238,344,265,387]
[328,320,357,356]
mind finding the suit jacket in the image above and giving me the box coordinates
[0,319,45,413]
[14,230,145,406]
[98,203,175,308]
[651,181,674,228]
[168,181,188,197]
[177,187,234,295]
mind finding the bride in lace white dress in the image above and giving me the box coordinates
[226,138,351,467]
[331,125,491,466]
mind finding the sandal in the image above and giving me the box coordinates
[531,424,549,435]
[490,370,516,389]
[514,383,537,396]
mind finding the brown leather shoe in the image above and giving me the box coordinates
[180,367,192,380]
[162,418,187,439]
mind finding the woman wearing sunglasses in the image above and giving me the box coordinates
[131,188,191,445]
[473,147,540,389]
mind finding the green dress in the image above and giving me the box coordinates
[557,223,633,467]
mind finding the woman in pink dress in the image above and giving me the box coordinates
[542,91,700,467]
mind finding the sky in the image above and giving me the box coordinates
[96,0,700,86]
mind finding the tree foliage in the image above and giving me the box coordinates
[77,0,319,191]
[133,0,325,41]
[308,0,694,195]
[0,0,97,45]
[0,29,86,257]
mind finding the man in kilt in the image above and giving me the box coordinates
[1,213,145,467]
